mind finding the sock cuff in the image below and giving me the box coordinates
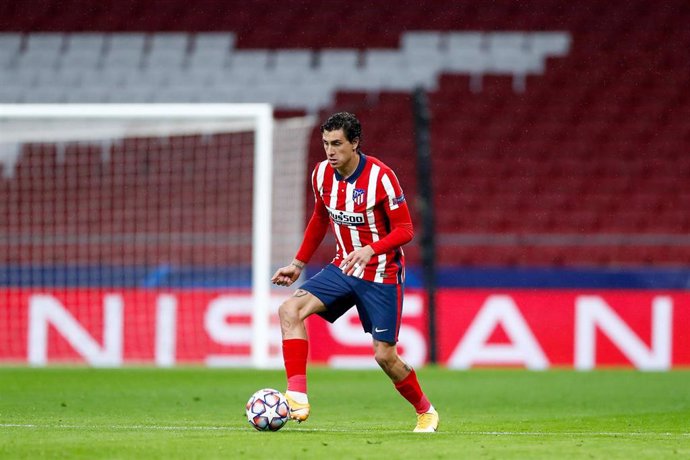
[283,338,309,348]
[394,369,417,389]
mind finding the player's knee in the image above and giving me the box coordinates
[374,354,388,371]
[374,347,396,371]
[278,297,309,334]
[278,298,300,323]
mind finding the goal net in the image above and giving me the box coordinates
[0,104,315,368]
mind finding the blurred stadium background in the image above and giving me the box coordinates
[1,0,689,369]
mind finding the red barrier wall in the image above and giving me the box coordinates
[1,289,688,369]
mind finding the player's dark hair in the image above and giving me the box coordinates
[320,112,362,147]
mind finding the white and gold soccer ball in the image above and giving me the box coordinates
[245,388,290,432]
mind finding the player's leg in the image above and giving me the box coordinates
[279,264,355,422]
[355,280,439,432]
[279,289,325,422]
[279,288,326,340]
[373,340,439,432]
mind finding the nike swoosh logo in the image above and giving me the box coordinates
[374,327,388,333]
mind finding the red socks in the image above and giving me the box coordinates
[284,338,430,413]
[283,338,308,393]
[394,369,431,414]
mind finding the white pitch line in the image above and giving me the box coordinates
[1,424,689,437]
[462,431,690,437]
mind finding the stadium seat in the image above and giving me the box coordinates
[2,0,690,268]
[0,33,22,52]
[400,31,443,53]
[526,32,572,56]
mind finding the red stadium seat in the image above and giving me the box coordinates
[2,0,689,267]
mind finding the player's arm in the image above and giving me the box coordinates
[271,192,330,287]
[370,199,414,254]
[294,196,330,263]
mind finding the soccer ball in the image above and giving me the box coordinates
[245,388,290,431]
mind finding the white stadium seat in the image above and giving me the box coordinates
[149,33,190,53]
[59,47,103,70]
[151,86,202,103]
[144,48,187,70]
[443,47,490,74]
[363,49,406,71]
[66,33,107,53]
[64,87,110,103]
[21,87,67,103]
[187,47,232,70]
[401,31,443,53]
[0,30,571,110]
[0,33,22,66]
[15,51,61,69]
[106,87,155,103]
[486,48,544,75]
[446,32,485,52]
[101,47,144,69]
[25,33,66,52]
[193,32,236,52]
[229,50,271,70]
[107,33,147,51]
[0,33,23,53]
[527,32,571,57]
[0,87,22,103]
[273,50,313,70]
[317,49,360,71]
[485,32,528,51]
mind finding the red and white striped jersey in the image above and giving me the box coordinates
[297,153,413,284]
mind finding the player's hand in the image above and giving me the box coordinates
[271,263,302,287]
[339,246,375,278]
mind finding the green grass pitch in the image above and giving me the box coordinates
[1,367,689,459]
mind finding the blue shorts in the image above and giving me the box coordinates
[300,264,404,343]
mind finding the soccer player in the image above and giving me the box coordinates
[271,112,439,433]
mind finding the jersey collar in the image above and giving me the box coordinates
[334,152,367,183]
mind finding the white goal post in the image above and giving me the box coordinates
[0,104,315,368]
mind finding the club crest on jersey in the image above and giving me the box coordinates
[352,188,366,205]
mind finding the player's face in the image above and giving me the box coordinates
[322,129,359,174]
